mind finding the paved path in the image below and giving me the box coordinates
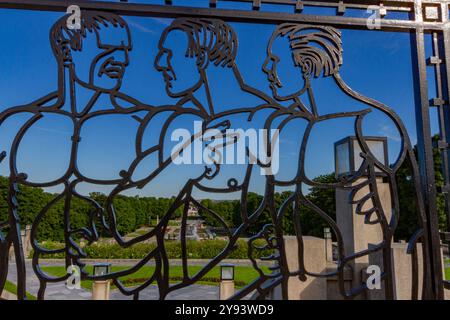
[110,284,220,300]
[5,261,227,300]
[7,262,91,300]
[37,258,267,267]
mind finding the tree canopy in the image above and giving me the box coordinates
[0,135,448,242]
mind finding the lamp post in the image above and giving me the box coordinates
[334,136,392,299]
[324,227,332,239]
[92,263,111,300]
[324,227,333,262]
[19,226,32,259]
[219,264,235,300]
[334,136,388,179]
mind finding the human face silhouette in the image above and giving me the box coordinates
[263,35,307,101]
[155,29,203,98]
[70,24,131,92]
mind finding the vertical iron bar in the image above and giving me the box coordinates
[7,182,26,300]
[410,0,444,300]
[439,2,450,296]
[430,31,450,229]
[440,1,450,254]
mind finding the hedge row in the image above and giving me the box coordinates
[31,239,271,260]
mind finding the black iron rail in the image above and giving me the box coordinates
[0,0,446,30]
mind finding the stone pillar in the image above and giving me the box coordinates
[219,280,235,300]
[21,225,31,259]
[326,265,353,300]
[389,243,423,300]
[336,177,393,299]
[92,281,111,300]
[282,236,327,300]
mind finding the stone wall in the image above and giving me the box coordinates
[273,236,448,300]
[283,236,327,300]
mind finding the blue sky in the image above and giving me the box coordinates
[0,2,441,199]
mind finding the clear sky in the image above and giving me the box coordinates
[0,1,441,199]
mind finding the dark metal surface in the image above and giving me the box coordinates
[0,0,443,30]
[0,0,448,300]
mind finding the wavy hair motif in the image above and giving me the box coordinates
[276,24,343,78]
[166,18,238,68]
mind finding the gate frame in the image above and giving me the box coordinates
[0,0,448,300]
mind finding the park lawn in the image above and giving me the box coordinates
[446,259,450,280]
[41,265,268,290]
[3,280,36,300]
[126,227,152,238]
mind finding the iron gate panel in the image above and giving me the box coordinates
[0,0,448,300]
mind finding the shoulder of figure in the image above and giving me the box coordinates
[0,91,63,123]
[111,92,160,111]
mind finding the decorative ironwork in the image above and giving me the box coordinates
[0,0,448,300]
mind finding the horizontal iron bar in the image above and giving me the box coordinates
[218,0,413,13]
[0,0,446,30]
[218,0,414,9]
[218,0,411,3]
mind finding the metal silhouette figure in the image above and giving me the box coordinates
[0,11,201,300]
[101,17,283,300]
[236,23,429,300]
[0,11,139,299]
[0,12,433,301]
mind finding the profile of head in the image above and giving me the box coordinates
[51,11,132,92]
[263,24,343,101]
[155,18,238,98]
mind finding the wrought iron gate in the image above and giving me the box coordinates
[0,0,449,300]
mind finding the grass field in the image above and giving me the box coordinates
[23,259,450,296]
[446,259,450,280]
[3,280,36,300]
[41,265,268,290]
